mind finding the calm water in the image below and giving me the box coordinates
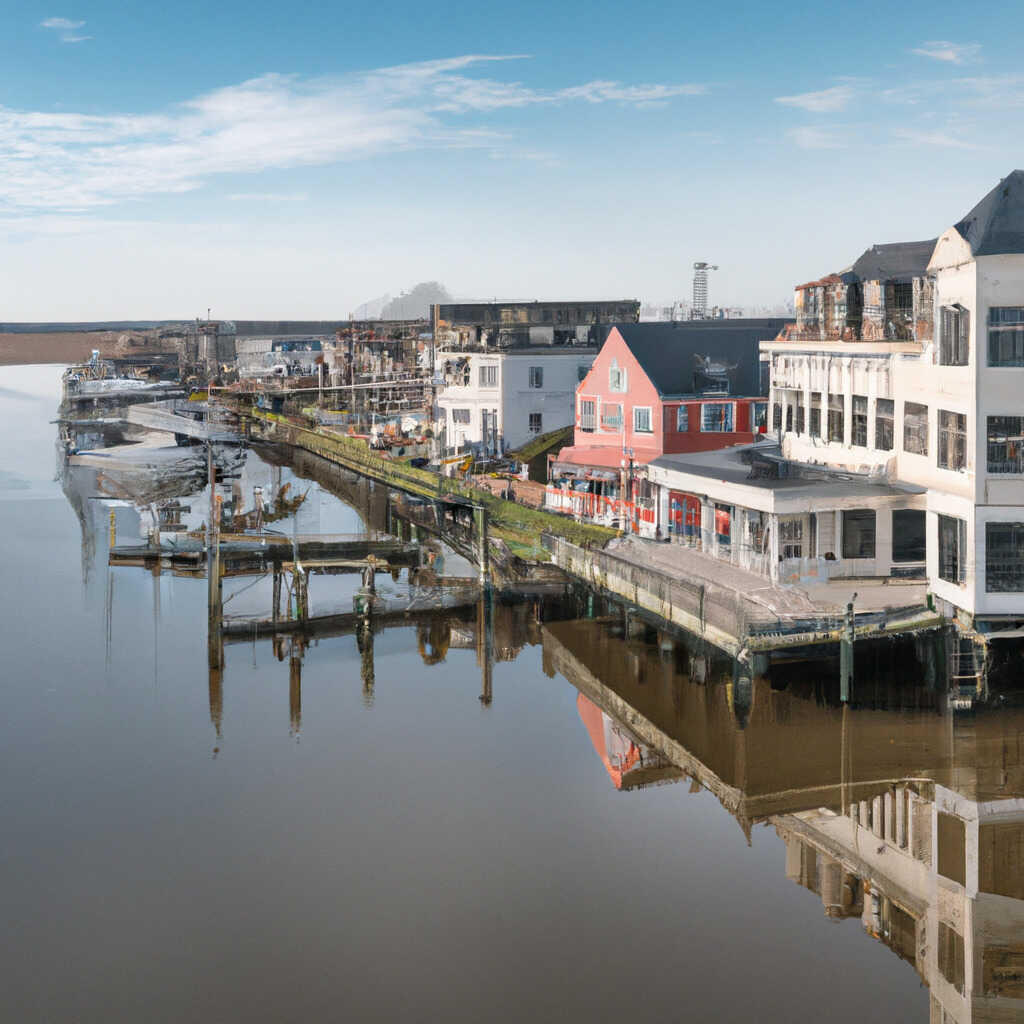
[4,363,1011,1022]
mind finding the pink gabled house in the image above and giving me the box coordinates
[546,321,779,532]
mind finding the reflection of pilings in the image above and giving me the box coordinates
[207,444,223,673]
[289,640,302,736]
[209,662,223,745]
[478,588,493,706]
[272,568,282,625]
[357,618,375,707]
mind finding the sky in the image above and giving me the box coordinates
[2,0,1024,320]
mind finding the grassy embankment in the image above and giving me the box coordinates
[249,409,615,559]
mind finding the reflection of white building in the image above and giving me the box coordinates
[779,781,1024,1023]
[436,348,596,454]
[650,173,1024,627]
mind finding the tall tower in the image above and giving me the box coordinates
[692,262,718,319]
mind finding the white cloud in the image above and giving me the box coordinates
[40,16,90,42]
[775,85,854,113]
[911,41,981,65]
[893,128,977,150]
[788,126,847,150]
[226,192,308,201]
[0,57,704,212]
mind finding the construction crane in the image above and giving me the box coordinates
[692,262,718,319]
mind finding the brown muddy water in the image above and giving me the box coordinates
[2,364,1017,1022]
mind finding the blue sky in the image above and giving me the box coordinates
[2,0,1024,319]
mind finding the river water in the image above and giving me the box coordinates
[3,363,1017,1022]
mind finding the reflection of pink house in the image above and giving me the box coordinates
[547,322,776,532]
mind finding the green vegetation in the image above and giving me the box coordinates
[506,424,572,464]
[248,408,616,553]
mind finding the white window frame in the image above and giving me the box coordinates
[633,406,653,433]
[528,366,543,389]
[479,363,498,388]
[528,412,543,435]
[609,359,627,393]
[676,405,689,432]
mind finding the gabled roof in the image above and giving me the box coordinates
[850,239,937,282]
[954,170,1024,256]
[606,319,787,397]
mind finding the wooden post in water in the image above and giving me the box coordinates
[840,595,856,703]
[473,504,489,586]
[207,443,223,672]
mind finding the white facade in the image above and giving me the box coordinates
[436,349,595,453]
[762,223,1024,622]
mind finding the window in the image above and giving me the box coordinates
[601,403,622,430]
[785,404,793,433]
[794,398,805,435]
[528,366,543,388]
[875,399,894,451]
[988,307,1024,366]
[609,359,626,392]
[988,416,1024,473]
[579,399,596,432]
[772,403,782,432]
[577,365,589,382]
[809,395,821,438]
[842,509,876,559]
[986,522,1024,592]
[779,518,803,559]
[701,402,734,432]
[528,413,542,434]
[940,305,969,365]
[633,406,652,433]
[479,364,498,387]
[939,515,967,584]
[751,402,768,432]
[676,405,689,432]
[715,504,731,550]
[852,395,868,447]
[903,402,929,455]
[451,408,471,425]
[828,395,844,443]
[892,510,926,562]
[938,410,967,471]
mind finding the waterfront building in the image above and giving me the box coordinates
[545,320,785,532]
[648,172,1024,628]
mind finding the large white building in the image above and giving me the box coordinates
[649,172,1024,629]
[435,347,596,455]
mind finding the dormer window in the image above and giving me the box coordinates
[609,359,627,393]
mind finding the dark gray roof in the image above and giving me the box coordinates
[850,240,937,283]
[954,170,1024,256]
[602,319,787,397]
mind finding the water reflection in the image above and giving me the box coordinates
[545,616,1024,1022]
[42,373,1024,1022]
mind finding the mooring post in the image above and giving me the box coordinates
[473,504,489,586]
[840,595,856,703]
[272,567,282,625]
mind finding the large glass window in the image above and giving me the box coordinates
[751,401,768,432]
[903,402,929,455]
[989,308,1024,367]
[701,403,734,432]
[892,510,926,562]
[986,522,1024,592]
[939,515,966,584]
[987,416,1024,473]
[842,509,876,559]
[875,398,894,451]
[809,394,821,438]
[779,518,803,559]
[633,406,652,433]
[579,399,596,432]
[676,405,689,432]
[828,395,844,443]
[940,305,969,365]
[852,395,868,447]
[601,403,622,430]
[938,410,967,471]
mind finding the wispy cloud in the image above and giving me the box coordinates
[226,192,308,201]
[775,85,854,113]
[911,40,980,65]
[40,16,91,42]
[0,56,704,212]
[788,126,847,150]
[893,128,978,150]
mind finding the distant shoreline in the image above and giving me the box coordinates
[0,332,114,367]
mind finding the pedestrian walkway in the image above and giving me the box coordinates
[608,536,928,620]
